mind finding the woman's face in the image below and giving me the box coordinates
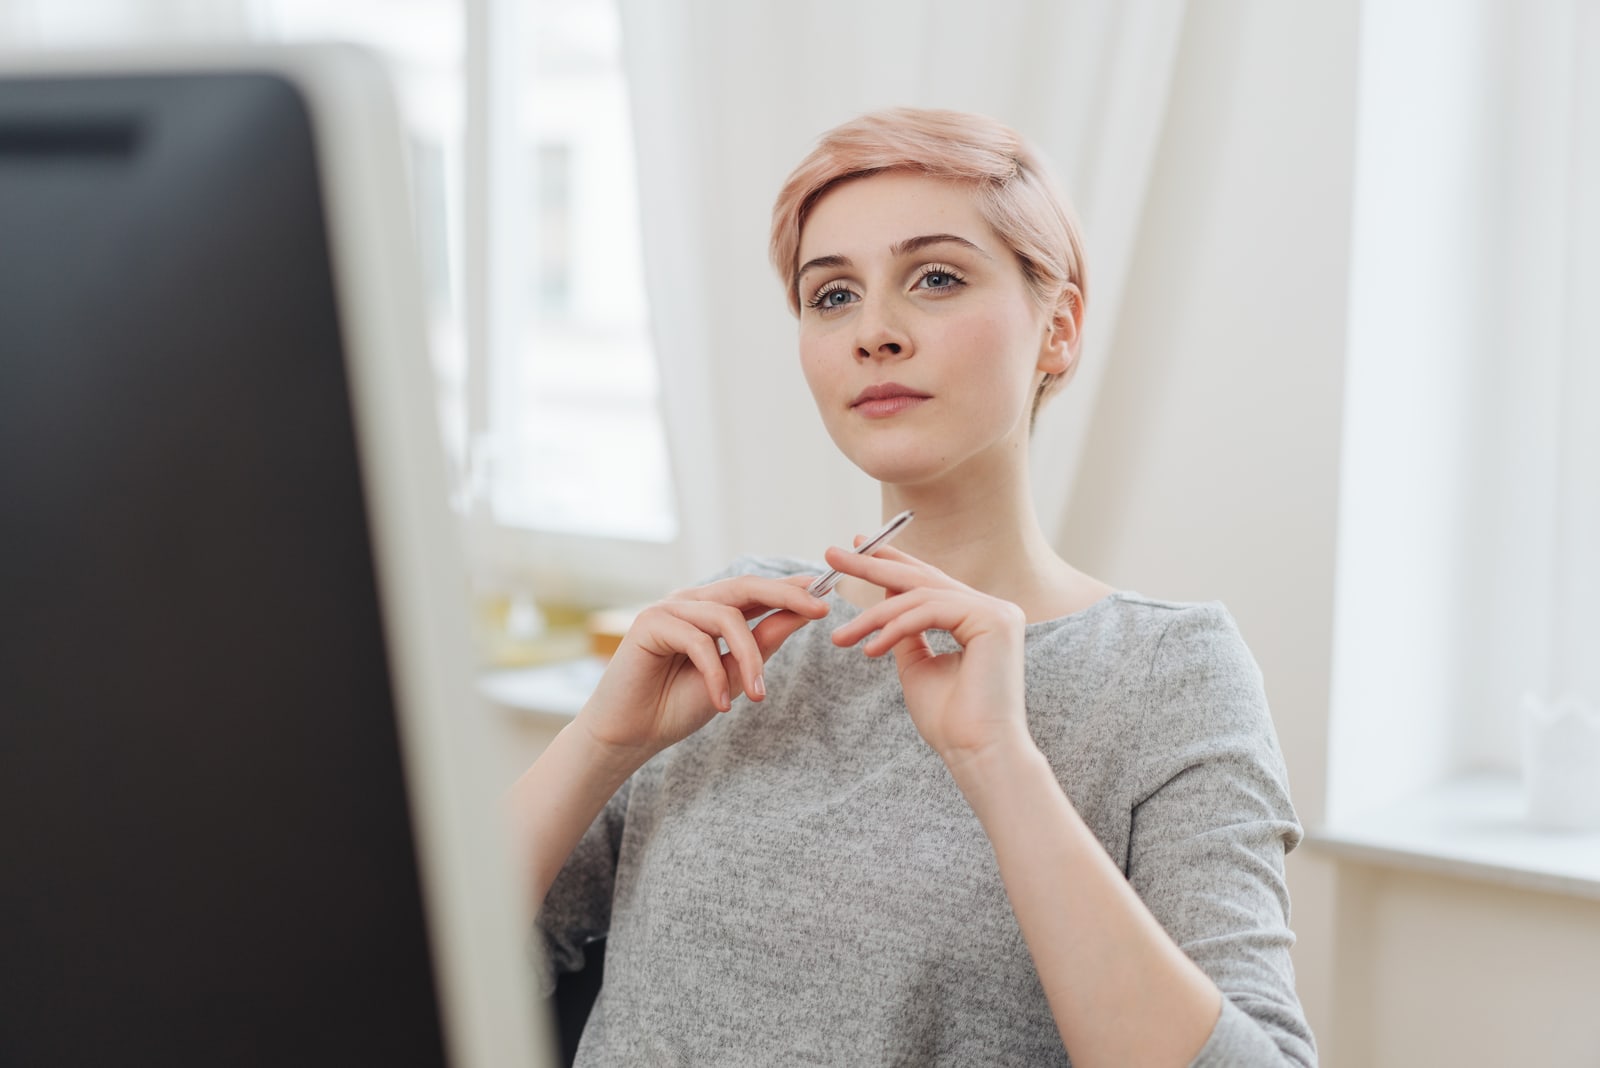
[794,171,1071,490]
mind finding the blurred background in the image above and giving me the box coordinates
[4,2,1598,1064]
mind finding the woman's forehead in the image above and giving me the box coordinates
[798,172,997,262]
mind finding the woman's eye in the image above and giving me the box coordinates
[917,268,964,292]
[808,285,858,311]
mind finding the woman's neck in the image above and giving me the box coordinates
[835,460,1115,623]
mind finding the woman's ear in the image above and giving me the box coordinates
[1036,283,1083,377]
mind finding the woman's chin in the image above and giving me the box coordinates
[841,446,955,488]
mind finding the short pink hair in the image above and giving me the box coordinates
[769,107,1089,416]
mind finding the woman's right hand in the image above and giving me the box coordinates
[574,574,830,764]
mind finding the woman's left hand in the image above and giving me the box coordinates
[824,542,1036,769]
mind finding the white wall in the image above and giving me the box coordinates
[1058,3,1600,1065]
[1332,864,1600,1066]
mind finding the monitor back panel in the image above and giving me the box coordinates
[0,72,449,1066]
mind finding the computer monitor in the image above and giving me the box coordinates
[0,46,554,1067]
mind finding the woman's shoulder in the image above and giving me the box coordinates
[1027,593,1267,732]
[1121,595,1260,693]
[1106,596,1281,768]
[1109,593,1249,659]
[1027,591,1248,668]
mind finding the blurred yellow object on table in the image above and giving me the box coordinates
[587,607,641,659]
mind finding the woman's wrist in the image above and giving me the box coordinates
[940,727,1048,804]
[569,714,658,788]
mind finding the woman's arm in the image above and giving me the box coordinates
[508,572,830,914]
[508,719,650,914]
[944,737,1221,1068]
[824,545,1309,1066]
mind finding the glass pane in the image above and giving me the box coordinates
[488,0,678,542]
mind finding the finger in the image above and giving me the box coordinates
[859,599,962,658]
[654,614,732,711]
[829,587,935,647]
[860,542,926,567]
[888,629,937,673]
[822,543,945,592]
[692,574,831,620]
[834,592,957,656]
[751,574,833,619]
[668,600,769,703]
[846,535,928,569]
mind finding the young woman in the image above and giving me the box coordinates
[513,108,1315,1067]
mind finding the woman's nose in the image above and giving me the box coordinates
[854,301,912,361]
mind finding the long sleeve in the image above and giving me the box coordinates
[518,568,1317,1065]
[1125,604,1316,1067]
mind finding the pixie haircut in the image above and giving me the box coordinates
[769,107,1089,418]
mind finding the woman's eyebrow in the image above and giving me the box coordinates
[891,233,991,260]
[797,253,850,279]
[797,233,992,281]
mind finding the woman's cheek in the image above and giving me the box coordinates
[797,343,833,407]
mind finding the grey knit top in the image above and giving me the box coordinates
[536,556,1316,1066]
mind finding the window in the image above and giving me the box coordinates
[3,0,683,607]
[1327,0,1599,833]
[485,0,677,545]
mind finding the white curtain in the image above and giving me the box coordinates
[619,0,1187,580]
[4,0,1192,589]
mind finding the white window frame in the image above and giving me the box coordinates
[1319,0,1600,869]
[461,0,683,608]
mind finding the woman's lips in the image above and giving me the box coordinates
[853,395,929,418]
[851,383,931,419]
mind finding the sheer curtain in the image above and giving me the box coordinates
[4,0,1192,592]
[618,0,1188,579]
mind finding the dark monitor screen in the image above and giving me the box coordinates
[0,68,462,1065]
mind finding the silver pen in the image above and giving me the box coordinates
[807,510,915,597]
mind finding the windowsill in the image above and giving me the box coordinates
[479,655,606,726]
[1308,772,1600,900]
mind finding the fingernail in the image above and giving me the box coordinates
[752,674,766,698]
[720,689,731,711]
